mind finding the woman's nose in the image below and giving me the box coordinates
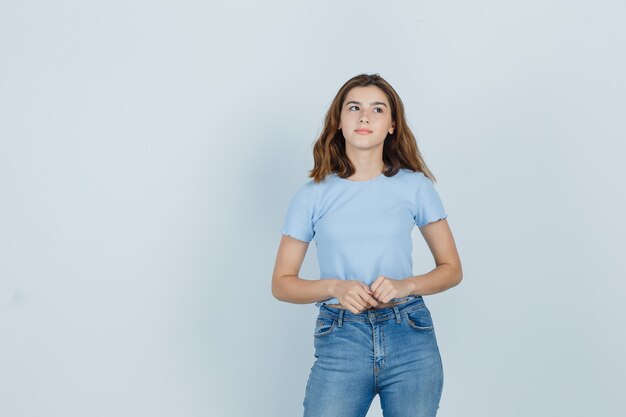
[359,113,370,123]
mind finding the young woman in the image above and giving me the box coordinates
[272,73,462,417]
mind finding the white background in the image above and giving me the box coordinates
[1,1,625,416]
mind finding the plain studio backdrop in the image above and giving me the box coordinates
[1,1,625,416]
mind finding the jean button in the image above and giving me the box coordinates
[368,311,375,319]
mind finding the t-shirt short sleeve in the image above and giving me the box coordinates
[280,183,315,242]
[414,177,448,228]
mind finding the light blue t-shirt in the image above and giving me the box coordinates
[280,168,448,308]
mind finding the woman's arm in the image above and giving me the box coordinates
[405,218,463,295]
[271,234,337,304]
[271,235,378,311]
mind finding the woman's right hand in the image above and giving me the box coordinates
[330,280,379,314]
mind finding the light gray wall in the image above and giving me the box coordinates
[1,1,625,416]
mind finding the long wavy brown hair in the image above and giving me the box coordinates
[309,73,438,184]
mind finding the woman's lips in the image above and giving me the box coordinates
[355,129,373,135]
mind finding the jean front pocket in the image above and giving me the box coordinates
[404,306,434,331]
[313,314,337,338]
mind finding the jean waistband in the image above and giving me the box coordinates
[318,296,426,324]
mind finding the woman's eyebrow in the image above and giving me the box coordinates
[345,100,388,108]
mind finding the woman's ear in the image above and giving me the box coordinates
[389,123,395,134]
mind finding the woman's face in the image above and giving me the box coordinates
[338,85,395,152]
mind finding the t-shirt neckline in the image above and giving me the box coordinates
[334,172,386,184]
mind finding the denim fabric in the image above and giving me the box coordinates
[302,297,444,417]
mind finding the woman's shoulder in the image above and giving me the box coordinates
[302,173,338,189]
[291,175,333,198]
[395,168,430,185]
[398,167,426,177]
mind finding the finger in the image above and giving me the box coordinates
[349,301,364,314]
[379,289,394,303]
[359,291,378,308]
[370,277,382,292]
[355,282,372,300]
[348,296,366,312]
[371,283,386,300]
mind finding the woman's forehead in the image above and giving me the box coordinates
[344,86,389,105]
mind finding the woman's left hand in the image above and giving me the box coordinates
[369,275,413,303]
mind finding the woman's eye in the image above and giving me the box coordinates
[373,107,383,113]
[349,105,359,111]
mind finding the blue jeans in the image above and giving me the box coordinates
[302,296,444,417]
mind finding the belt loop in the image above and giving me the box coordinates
[392,305,401,323]
[338,309,345,327]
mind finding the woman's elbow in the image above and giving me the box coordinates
[271,275,289,301]
[271,279,282,301]
[453,265,463,287]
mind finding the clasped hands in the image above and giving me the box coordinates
[331,275,413,315]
